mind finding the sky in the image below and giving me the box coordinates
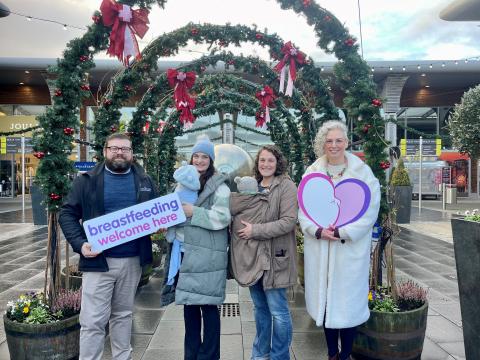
[1,0,479,62]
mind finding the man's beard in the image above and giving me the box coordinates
[105,156,132,173]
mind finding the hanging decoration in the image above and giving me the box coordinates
[100,0,150,66]
[255,85,276,124]
[167,69,197,126]
[274,41,306,96]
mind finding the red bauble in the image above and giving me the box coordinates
[380,161,391,170]
[54,89,62,97]
[227,59,235,65]
[103,99,112,106]
[92,15,101,24]
[372,98,382,107]
[124,85,133,92]
[80,84,90,91]
[200,65,207,72]
[303,0,312,6]
[110,126,117,133]
[255,33,263,40]
[344,38,355,47]
[33,151,45,159]
[79,55,88,62]
[324,15,332,22]
[63,127,74,136]
[191,28,199,35]
[49,193,61,201]
[218,40,227,47]
[363,124,372,133]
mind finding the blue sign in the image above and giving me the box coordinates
[74,162,96,172]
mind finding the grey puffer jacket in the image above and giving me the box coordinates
[161,173,230,306]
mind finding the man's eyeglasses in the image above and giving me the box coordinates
[106,146,132,153]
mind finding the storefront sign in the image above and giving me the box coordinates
[400,139,441,156]
[74,162,96,172]
[83,193,186,252]
[5,137,33,154]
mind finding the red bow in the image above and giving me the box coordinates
[167,69,196,103]
[256,86,276,123]
[273,41,306,96]
[255,111,267,128]
[176,97,196,127]
[167,69,197,126]
[100,0,149,66]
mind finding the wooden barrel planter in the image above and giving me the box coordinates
[3,314,80,360]
[352,302,428,360]
[61,264,83,290]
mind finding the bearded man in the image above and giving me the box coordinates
[59,133,157,360]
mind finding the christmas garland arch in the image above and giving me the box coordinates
[33,0,389,221]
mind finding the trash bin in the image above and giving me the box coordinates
[30,184,48,225]
[446,184,457,204]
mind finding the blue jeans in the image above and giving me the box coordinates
[249,279,292,360]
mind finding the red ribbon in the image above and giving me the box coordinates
[167,69,197,126]
[273,41,306,96]
[167,69,196,104]
[255,111,267,128]
[100,0,149,66]
[255,85,276,123]
[176,97,196,127]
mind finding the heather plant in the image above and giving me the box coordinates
[396,280,427,311]
[51,288,82,319]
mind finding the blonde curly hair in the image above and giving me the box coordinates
[314,120,349,158]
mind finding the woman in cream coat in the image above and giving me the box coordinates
[298,120,380,360]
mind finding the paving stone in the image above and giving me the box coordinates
[142,348,182,360]
[102,334,151,360]
[160,304,184,321]
[0,280,17,293]
[239,302,254,322]
[0,339,10,360]
[291,331,327,360]
[226,279,239,294]
[148,320,184,350]
[430,303,463,327]
[225,293,239,303]
[437,341,466,359]
[220,334,243,360]
[221,317,241,335]
[132,309,164,335]
[421,336,455,360]
[134,290,164,310]
[241,321,257,335]
[0,269,42,283]
[291,308,322,333]
[426,315,464,343]
[238,286,251,302]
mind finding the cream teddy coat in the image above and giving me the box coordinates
[298,152,380,328]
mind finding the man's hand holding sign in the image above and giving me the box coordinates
[83,193,186,253]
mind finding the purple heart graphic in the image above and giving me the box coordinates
[298,172,371,228]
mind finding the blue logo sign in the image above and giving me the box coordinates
[74,162,96,172]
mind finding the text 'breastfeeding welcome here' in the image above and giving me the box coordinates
[83,193,186,252]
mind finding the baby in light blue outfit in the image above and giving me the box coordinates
[166,161,200,285]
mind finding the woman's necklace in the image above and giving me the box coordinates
[326,162,347,180]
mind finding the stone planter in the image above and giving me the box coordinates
[451,218,480,360]
[391,186,412,224]
[3,313,80,360]
[152,253,162,268]
[352,302,428,360]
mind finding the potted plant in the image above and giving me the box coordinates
[451,210,480,360]
[353,219,429,360]
[61,263,83,290]
[390,159,412,224]
[3,289,81,359]
[296,227,304,287]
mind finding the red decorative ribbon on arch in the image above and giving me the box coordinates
[100,0,149,66]
[273,41,306,97]
[167,69,197,126]
[255,85,276,124]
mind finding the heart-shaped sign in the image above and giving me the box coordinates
[298,172,371,228]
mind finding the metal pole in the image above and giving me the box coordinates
[21,135,25,216]
[419,137,423,212]
[442,182,446,210]
[357,0,364,58]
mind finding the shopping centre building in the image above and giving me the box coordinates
[0,57,479,197]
